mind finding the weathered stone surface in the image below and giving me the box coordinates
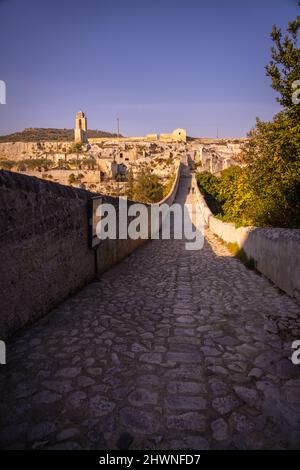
[117,432,134,450]
[87,367,102,376]
[230,412,256,434]
[42,380,73,394]
[166,412,206,431]
[211,418,229,441]
[131,343,148,353]
[169,436,210,450]
[136,375,161,388]
[56,367,81,379]
[119,407,160,434]
[209,379,229,397]
[89,396,115,417]
[165,365,203,380]
[46,441,82,450]
[33,391,62,404]
[286,388,300,405]
[233,386,260,408]
[207,365,228,376]
[57,428,80,442]
[248,368,263,378]
[128,388,159,407]
[216,336,240,347]
[176,315,195,324]
[201,346,222,357]
[254,351,282,370]
[77,376,95,388]
[166,352,201,363]
[276,359,299,379]
[67,391,87,408]
[212,396,240,415]
[165,396,207,411]
[29,422,57,441]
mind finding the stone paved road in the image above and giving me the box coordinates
[1,169,300,450]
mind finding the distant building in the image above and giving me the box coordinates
[74,110,186,146]
[160,128,187,143]
[74,110,88,143]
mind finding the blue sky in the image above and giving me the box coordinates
[0,0,299,137]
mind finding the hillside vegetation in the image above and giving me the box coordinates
[0,128,121,142]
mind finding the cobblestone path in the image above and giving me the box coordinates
[1,170,300,450]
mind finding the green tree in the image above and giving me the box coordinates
[133,167,164,203]
[195,15,300,228]
[0,160,15,170]
[265,16,300,120]
[236,16,300,228]
[68,173,76,185]
[241,112,300,227]
[163,173,176,197]
[68,142,83,154]
[196,171,223,215]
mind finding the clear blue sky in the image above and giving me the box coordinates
[0,0,299,137]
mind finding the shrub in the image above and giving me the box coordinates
[68,173,76,184]
[133,167,164,203]
[196,172,223,215]
[68,142,83,154]
[0,160,15,170]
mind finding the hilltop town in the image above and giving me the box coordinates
[0,111,246,196]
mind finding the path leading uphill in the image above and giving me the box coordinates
[0,168,300,450]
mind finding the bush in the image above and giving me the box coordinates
[196,172,223,215]
[82,157,96,170]
[163,174,175,198]
[0,160,15,170]
[239,113,300,228]
[15,158,49,171]
[68,173,76,184]
[124,166,165,203]
[68,142,83,154]
[133,167,164,203]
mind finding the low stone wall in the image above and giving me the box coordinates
[193,176,300,301]
[0,171,95,340]
[0,164,181,339]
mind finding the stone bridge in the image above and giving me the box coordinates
[0,166,300,450]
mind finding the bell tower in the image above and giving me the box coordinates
[74,110,88,143]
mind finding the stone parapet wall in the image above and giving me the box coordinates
[0,163,181,339]
[193,175,300,301]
